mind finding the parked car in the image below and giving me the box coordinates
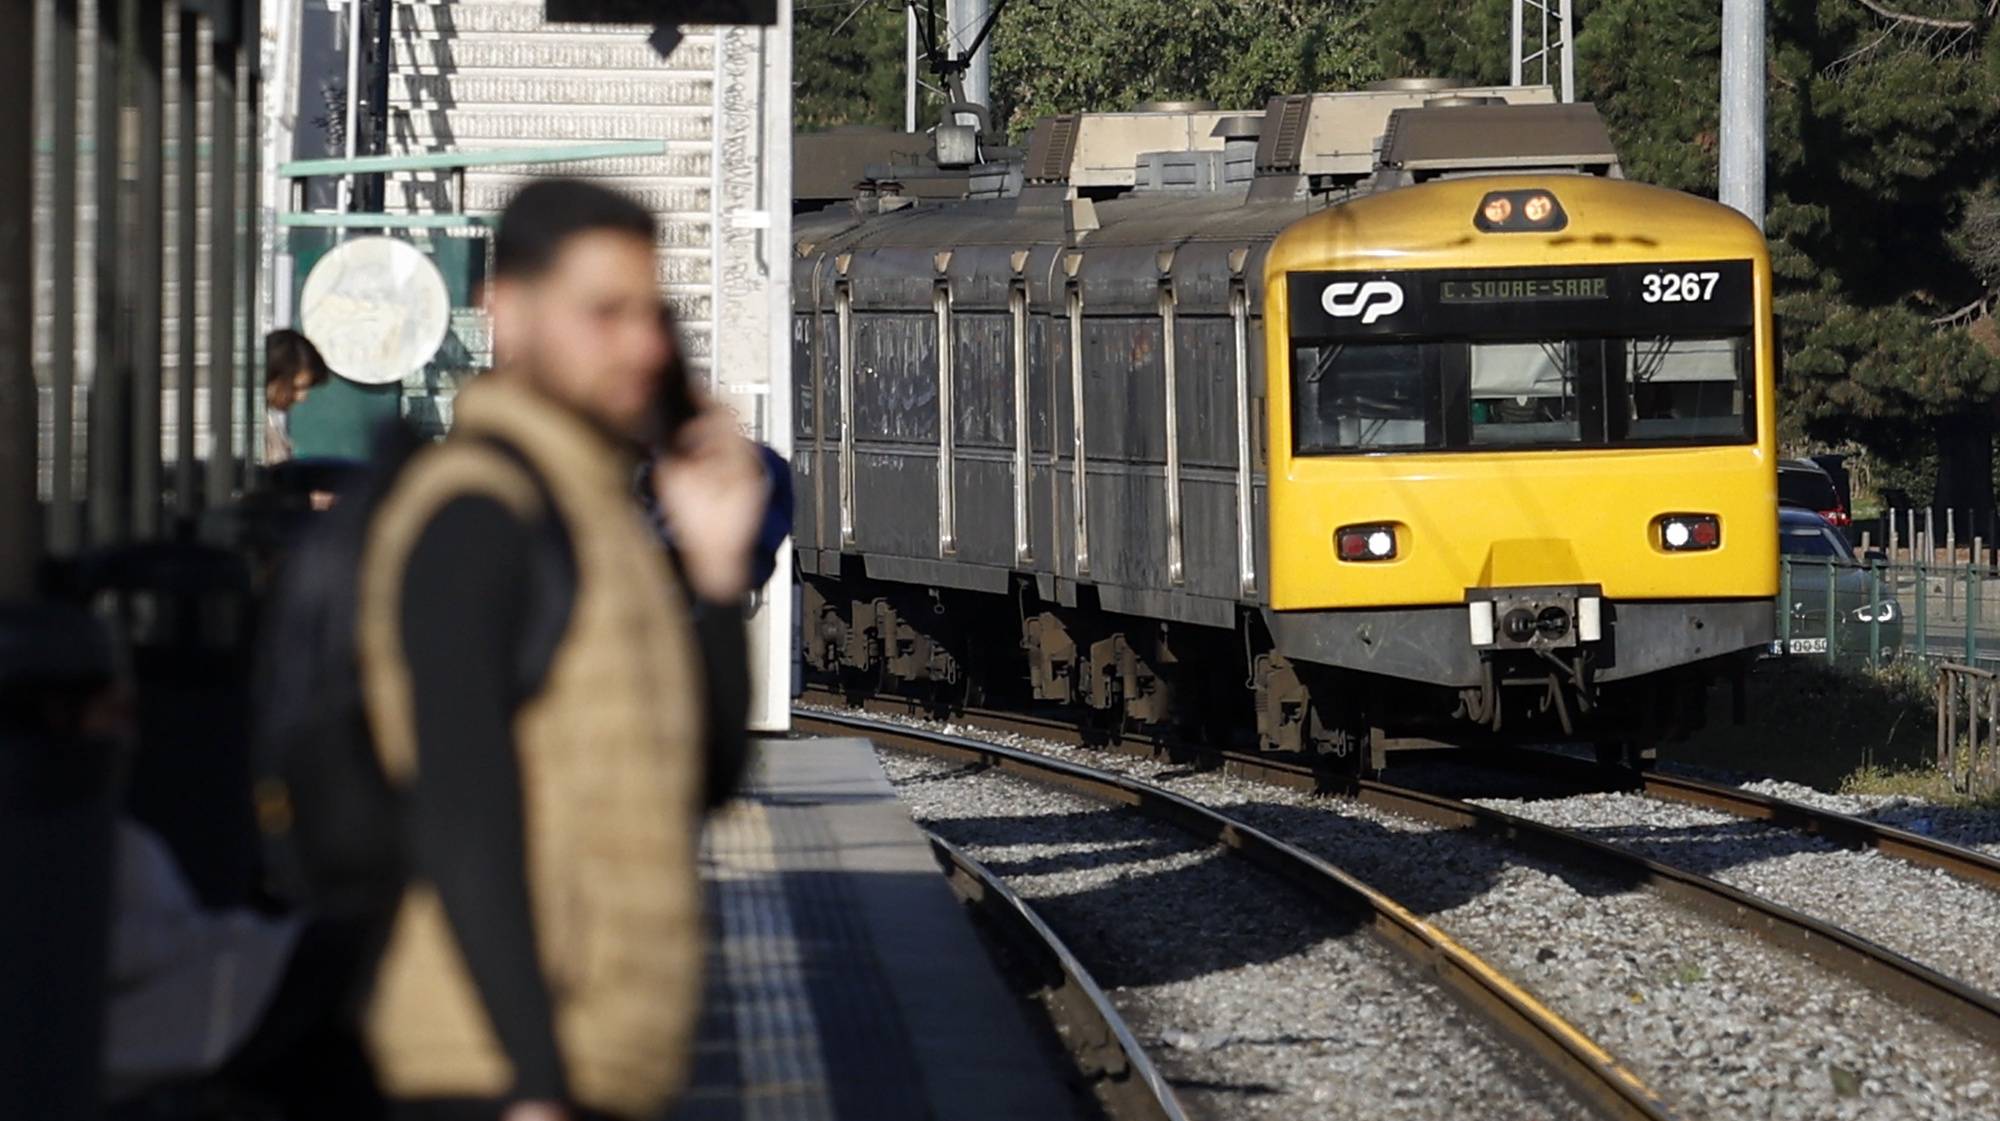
[1774,507,1902,660]
[1778,457,1851,527]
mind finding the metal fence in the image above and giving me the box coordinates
[1774,556,2000,674]
[0,0,267,597]
[1936,663,2000,797]
[1864,507,2000,568]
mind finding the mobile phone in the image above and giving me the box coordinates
[657,308,697,444]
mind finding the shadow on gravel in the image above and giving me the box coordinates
[1517,814,2000,876]
[928,804,1385,989]
[1385,756,2000,874]
[927,792,1681,988]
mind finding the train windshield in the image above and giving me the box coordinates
[1287,260,1758,456]
[1292,333,1751,455]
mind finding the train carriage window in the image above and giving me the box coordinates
[1621,335,1749,440]
[1291,342,1437,453]
[1467,341,1585,446]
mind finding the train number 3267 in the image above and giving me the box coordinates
[1641,271,1721,303]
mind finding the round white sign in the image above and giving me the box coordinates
[298,236,453,386]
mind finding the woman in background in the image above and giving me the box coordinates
[263,330,331,466]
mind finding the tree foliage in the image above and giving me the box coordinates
[1369,0,2000,506]
[795,0,2000,504]
[988,0,1376,137]
[795,0,910,131]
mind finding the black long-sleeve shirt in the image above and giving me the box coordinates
[397,494,749,1103]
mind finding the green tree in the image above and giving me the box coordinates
[1371,0,2000,510]
[796,0,910,130]
[988,0,1378,138]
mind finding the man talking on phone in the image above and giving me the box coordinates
[353,179,764,1121]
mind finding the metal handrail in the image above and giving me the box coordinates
[278,212,492,230]
[280,141,672,229]
[277,139,669,179]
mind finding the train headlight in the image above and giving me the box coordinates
[1656,513,1721,552]
[1474,189,1568,232]
[1336,524,1398,562]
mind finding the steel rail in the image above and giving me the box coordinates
[1475,746,2000,892]
[1341,775,2000,1049]
[925,829,1190,1121]
[797,707,1678,1121]
[799,694,2000,1050]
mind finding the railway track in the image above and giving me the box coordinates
[926,829,1189,1121]
[799,689,2000,1052]
[796,704,1675,1121]
[1470,745,2000,891]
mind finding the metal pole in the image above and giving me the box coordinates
[258,0,301,342]
[1779,557,1792,646]
[0,0,35,595]
[206,27,238,512]
[1557,0,1574,102]
[89,0,131,548]
[133,0,164,540]
[50,0,81,554]
[337,0,360,218]
[946,0,989,113]
[1868,562,1881,670]
[175,9,198,522]
[1918,556,1930,664]
[1510,0,1524,87]
[904,2,917,132]
[369,0,391,209]
[1538,0,1547,85]
[240,2,262,485]
[1719,0,1766,228]
[1970,567,1982,666]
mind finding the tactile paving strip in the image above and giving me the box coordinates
[674,797,929,1121]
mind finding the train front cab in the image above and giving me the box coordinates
[1260,176,1779,757]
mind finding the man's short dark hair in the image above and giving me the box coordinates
[494,178,657,280]
[265,328,330,389]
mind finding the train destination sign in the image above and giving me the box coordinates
[1438,276,1610,304]
[1290,260,1756,339]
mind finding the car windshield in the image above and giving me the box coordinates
[1778,469,1838,511]
[1779,521,1854,561]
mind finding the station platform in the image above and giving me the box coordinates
[675,736,1082,1121]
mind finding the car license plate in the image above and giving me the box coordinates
[1771,637,1828,654]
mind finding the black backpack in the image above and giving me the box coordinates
[249,420,428,919]
[251,421,567,920]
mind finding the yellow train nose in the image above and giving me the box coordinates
[1477,539,1585,587]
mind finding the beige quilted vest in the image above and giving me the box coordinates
[355,375,706,1119]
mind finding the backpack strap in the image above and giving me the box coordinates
[462,434,578,709]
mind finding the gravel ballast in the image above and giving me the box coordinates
[878,749,1593,1121]
[829,707,2000,1120]
[1465,786,2000,998]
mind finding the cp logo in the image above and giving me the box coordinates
[1320,280,1405,325]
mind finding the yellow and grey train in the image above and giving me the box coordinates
[789,81,1778,771]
